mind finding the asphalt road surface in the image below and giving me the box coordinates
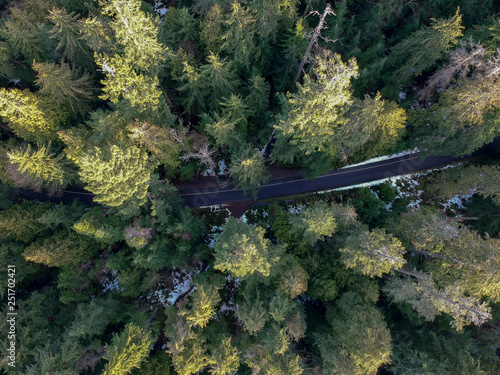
[16,138,499,207]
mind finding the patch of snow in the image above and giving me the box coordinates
[102,269,119,293]
[154,0,169,20]
[218,160,227,175]
[287,205,303,214]
[201,168,215,177]
[340,147,419,170]
[440,192,474,212]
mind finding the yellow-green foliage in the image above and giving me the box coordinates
[0,88,60,142]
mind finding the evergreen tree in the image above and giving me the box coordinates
[426,164,500,204]
[207,337,240,375]
[385,8,464,92]
[340,226,407,278]
[22,231,98,268]
[229,145,270,199]
[200,3,225,53]
[214,217,281,278]
[76,144,152,215]
[288,201,337,245]
[278,263,308,299]
[236,291,268,334]
[181,284,221,328]
[275,51,359,158]
[102,323,153,375]
[221,1,257,68]
[318,292,392,375]
[200,52,238,112]
[33,60,93,114]
[126,121,182,170]
[0,201,52,243]
[47,7,91,66]
[72,206,125,244]
[166,318,208,375]
[384,269,492,330]
[0,88,61,142]
[99,0,166,72]
[177,61,207,116]
[96,54,162,112]
[7,143,75,192]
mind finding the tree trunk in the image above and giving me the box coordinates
[293,4,333,84]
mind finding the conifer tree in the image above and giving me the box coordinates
[318,292,392,375]
[76,144,152,215]
[200,53,238,112]
[384,270,492,330]
[96,54,162,112]
[181,284,221,329]
[0,201,52,243]
[236,291,268,334]
[207,337,240,375]
[386,8,464,88]
[275,51,359,157]
[214,217,281,278]
[47,7,91,66]
[0,88,60,142]
[33,60,93,114]
[221,1,257,68]
[200,4,225,53]
[102,323,153,375]
[22,231,98,268]
[7,143,74,193]
[340,227,407,278]
[279,263,308,299]
[177,61,207,116]
[288,201,338,245]
[126,121,182,170]
[229,145,270,199]
[99,0,166,72]
[166,318,208,375]
[427,164,500,204]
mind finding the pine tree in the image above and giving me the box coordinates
[386,8,464,89]
[207,337,240,375]
[126,121,182,170]
[96,54,162,112]
[99,0,166,72]
[166,318,208,375]
[221,1,257,68]
[33,60,93,114]
[177,61,207,116]
[76,144,152,215]
[102,323,153,375]
[22,231,98,268]
[229,145,270,199]
[340,227,407,278]
[318,292,392,375]
[199,53,238,112]
[0,201,52,243]
[236,291,268,334]
[288,201,337,245]
[7,143,75,192]
[245,74,270,118]
[213,217,281,278]
[384,270,492,330]
[275,51,359,156]
[72,207,125,244]
[200,4,225,53]
[47,7,91,66]
[181,284,221,329]
[427,164,500,204]
[0,88,60,142]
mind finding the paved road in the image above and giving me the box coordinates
[180,140,499,206]
[16,139,499,207]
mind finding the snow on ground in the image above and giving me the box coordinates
[146,264,204,308]
[340,147,419,170]
[218,160,227,175]
[102,269,120,293]
[440,192,474,213]
[154,0,168,19]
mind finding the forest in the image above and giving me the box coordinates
[0,0,500,374]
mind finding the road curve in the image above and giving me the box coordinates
[16,138,499,207]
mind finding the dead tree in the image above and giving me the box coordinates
[293,4,335,84]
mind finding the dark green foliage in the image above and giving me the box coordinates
[349,188,388,226]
